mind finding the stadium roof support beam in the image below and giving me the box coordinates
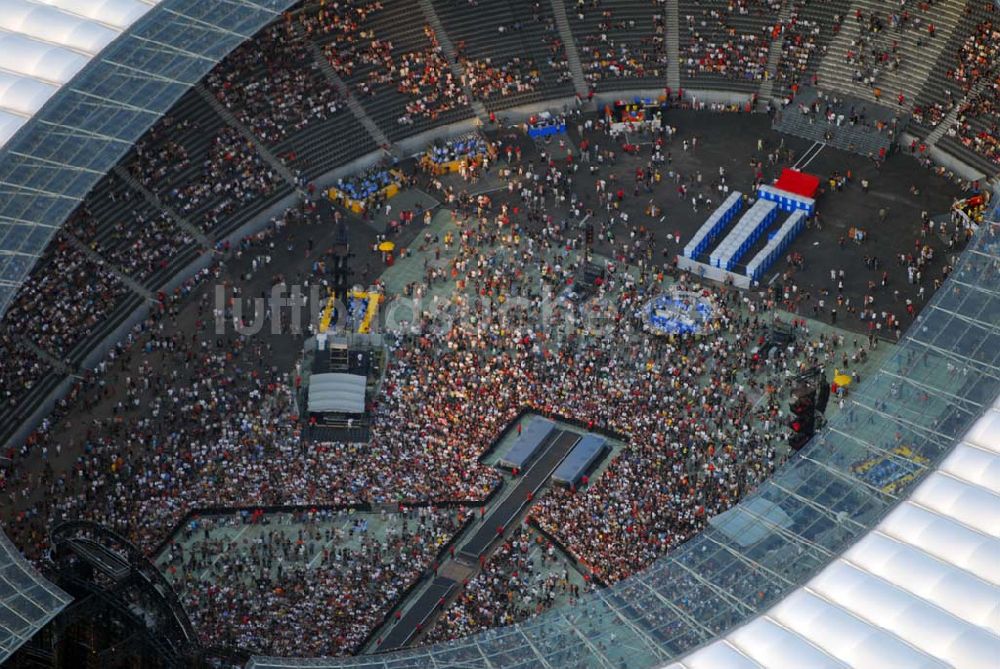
[879,369,984,414]
[591,592,671,664]
[667,557,757,618]
[928,304,1000,334]
[700,534,798,588]
[565,622,619,669]
[472,642,498,669]
[635,579,716,640]
[516,629,554,669]
[905,337,1000,380]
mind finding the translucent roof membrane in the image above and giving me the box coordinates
[0,0,161,146]
[0,0,297,319]
[671,394,1000,669]
[0,529,71,664]
[248,217,1000,668]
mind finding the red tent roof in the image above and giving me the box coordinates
[774,168,820,199]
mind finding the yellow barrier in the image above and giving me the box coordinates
[419,143,497,175]
[327,170,404,213]
[353,290,382,334]
[318,291,337,333]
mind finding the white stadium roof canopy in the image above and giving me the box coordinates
[668,393,1000,669]
[0,0,163,148]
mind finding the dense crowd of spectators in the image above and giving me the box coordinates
[68,196,193,285]
[942,17,1000,165]
[312,0,387,79]
[949,82,1000,165]
[161,507,463,655]
[0,101,972,654]
[461,55,541,100]
[129,116,283,234]
[0,2,986,656]
[0,335,48,417]
[0,237,126,361]
[424,524,585,643]
[396,27,469,125]
[177,127,283,232]
[207,17,343,145]
[946,17,996,93]
[309,0,471,126]
[773,2,844,93]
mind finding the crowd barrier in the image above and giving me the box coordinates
[328,169,404,213]
[419,138,496,175]
[684,191,743,259]
[710,199,779,270]
[745,210,806,281]
[527,121,567,138]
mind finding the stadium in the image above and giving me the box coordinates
[0,0,997,668]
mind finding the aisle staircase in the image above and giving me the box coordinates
[416,0,490,122]
[305,41,392,152]
[758,0,798,105]
[666,0,681,91]
[111,165,212,250]
[774,105,901,156]
[13,336,71,376]
[551,0,591,97]
[924,78,991,147]
[814,0,968,109]
[61,232,154,301]
[195,84,302,189]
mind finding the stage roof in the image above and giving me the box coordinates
[308,373,366,414]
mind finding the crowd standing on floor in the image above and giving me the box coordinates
[1,107,939,654]
[0,0,988,656]
[160,507,463,655]
[424,525,585,643]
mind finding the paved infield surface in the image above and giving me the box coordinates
[1,109,970,615]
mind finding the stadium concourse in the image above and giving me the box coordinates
[0,0,997,667]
